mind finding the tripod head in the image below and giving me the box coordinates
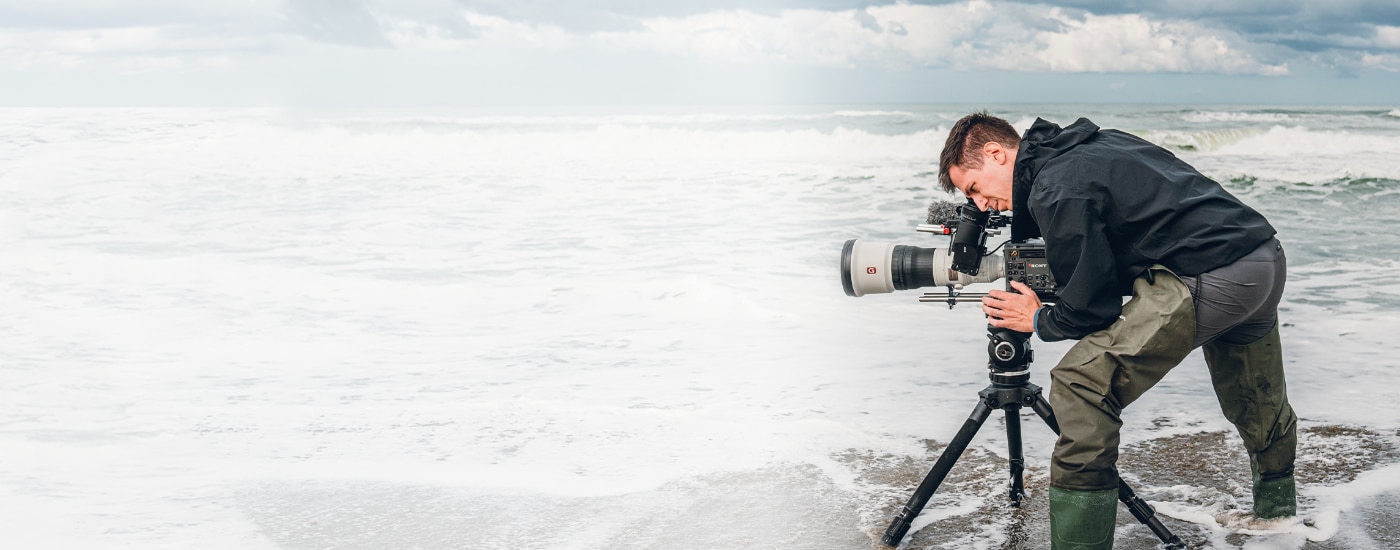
[987,327,1033,386]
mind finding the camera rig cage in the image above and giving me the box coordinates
[840,200,1059,308]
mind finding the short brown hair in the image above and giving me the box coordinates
[938,111,1020,194]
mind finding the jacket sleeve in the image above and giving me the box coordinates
[1031,195,1123,342]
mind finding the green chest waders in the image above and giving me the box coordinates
[1047,266,1195,549]
[1203,323,1297,519]
[1045,266,1298,549]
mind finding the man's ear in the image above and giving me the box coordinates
[983,141,1006,165]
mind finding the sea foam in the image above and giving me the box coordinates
[7,106,1400,549]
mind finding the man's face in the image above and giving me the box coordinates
[948,142,1016,212]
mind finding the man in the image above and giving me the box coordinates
[938,112,1297,549]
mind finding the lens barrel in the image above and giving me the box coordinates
[841,239,1003,297]
[890,245,938,290]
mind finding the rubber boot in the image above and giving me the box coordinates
[1203,323,1297,519]
[1049,487,1117,550]
[1252,462,1297,519]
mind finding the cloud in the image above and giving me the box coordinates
[451,0,646,32]
[0,1,283,74]
[1008,10,1288,74]
[1373,25,1400,49]
[0,0,493,69]
[449,0,894,31]
[370,0,481,51]
[284,0,393,48]
[0,25,279,60]
[0,0,1391,82]
[0,0,284,29]
[591,3,1288,75]
[1018,0,1303,19]
[1020,0,1400,60]
[593,8,900,68]
[1360,52,1400,72]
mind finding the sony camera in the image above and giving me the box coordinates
[839,201,1059,303]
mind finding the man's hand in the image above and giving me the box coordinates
[982,280,1042,333]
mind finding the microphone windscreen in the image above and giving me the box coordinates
[927,201,963,225]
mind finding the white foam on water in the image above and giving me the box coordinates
[1180,110,1299,123]
[5,106,1400,549]
[1183,125,1400,183]
[1307,462,1400,541]
[1139,126,1263,152]
[1150,485,1318,549]
[330,108,925,127]
[1211,125,1400,156]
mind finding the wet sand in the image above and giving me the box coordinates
[844,422,1400,549]
[232,422,1398,549]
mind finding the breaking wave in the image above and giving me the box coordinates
[1180,110,1298,123]
[1207,125,1400,157]
[1141,127,1263,153]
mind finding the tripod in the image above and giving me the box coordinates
[881,326,1185,549]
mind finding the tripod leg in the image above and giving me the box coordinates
[1028,390,1059,433]
[882,400,994,547]
[1029,392,1186,549]
[1118,483,1186,549]
[1005,406,1025,506]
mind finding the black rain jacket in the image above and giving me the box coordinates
[1013,118,1277,342]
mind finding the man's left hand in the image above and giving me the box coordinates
[982,280,1043,333]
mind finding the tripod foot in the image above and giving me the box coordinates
[881,401,995,547]
[1119,482,1187,548]
[880,510,913,547]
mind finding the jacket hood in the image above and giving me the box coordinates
[1021,117,1099,174]
[1011,117,1100,241]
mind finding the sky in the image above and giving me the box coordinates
[1,0,1398,107]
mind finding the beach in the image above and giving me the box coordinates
[4,105,1400,548]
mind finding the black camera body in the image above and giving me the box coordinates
[1003,241,1059,303]
[951,201,1058,303]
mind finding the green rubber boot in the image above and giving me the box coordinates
[1252,463,1297,519]
[1050,487,1118,550]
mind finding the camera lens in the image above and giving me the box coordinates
[843,239,935,297]
[841,239,1002,297]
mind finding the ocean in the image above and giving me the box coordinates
[4,105,1400,549]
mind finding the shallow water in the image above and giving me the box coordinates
[3,105,1400,548]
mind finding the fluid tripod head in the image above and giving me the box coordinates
[987,327,1034,386]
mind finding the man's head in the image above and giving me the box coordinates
[938,111,1020,212]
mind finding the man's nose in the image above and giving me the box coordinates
[972,196,989,211]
